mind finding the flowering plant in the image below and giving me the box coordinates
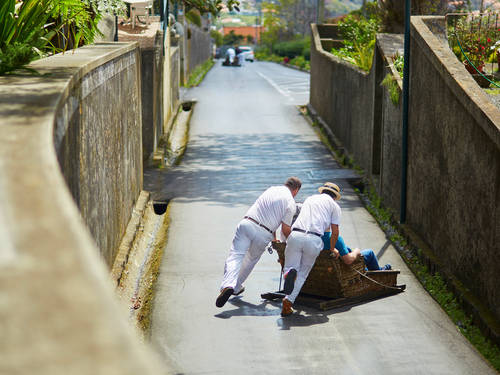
[453,15,497,68]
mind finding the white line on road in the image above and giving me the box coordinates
[256,71,292,99]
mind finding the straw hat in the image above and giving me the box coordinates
[318,182,341,200]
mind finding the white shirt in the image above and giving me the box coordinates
[291,194,341,236]
[227,48,235,58]
[245,186,296,232]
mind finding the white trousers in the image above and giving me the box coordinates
[237,53,245,66]
[220,219,274,293]
[283,231,323,303]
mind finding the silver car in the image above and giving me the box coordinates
[239,46,254,62]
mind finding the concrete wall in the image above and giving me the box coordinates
[141,32,165,163]
[56,44,143,269]
[309,17,500,335]
[407,16,500,324]
[141,32,180,164]
[0,43,162,374]
[186,23,212,76]
[170,46,180,110]
[377,34,404,213]
[309,23,375,175]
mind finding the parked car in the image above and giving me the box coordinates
[239,46,254,62]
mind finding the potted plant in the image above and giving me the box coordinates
[453,15,496,74]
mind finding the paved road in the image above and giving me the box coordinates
[149,61,496,374]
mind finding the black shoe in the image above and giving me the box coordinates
[283,269,297,295]
[381,263,392,271]
[216,287,234,308]
[233,286,245,296]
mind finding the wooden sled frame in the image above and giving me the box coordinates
[261,283,406,311]
[264,242,406,310]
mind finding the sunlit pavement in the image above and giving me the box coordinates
[149,61,497,375]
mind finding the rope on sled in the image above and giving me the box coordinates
[341,257,403,291]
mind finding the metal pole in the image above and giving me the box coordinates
[400,0,410,224]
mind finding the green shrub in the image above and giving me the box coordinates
[254,45,270,60]
[0,0,124,75]
[303,47,311,61]
[289,55,310,70]
[331,15,381,72]
[273,38,309,59]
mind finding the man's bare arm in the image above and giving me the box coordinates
[281,222,292,239]
[329,224,339,252]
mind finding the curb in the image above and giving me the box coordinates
[278,61,310,73]
[109,190,150,288]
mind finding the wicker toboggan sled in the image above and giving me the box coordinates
[261,242,406,310]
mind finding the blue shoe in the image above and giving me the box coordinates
[381,263,392,271]
[283,269,297,295]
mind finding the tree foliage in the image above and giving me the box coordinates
[222,30,244,45]
[180,0,240,17]
[260,2,284,51]
[210,29,223,46]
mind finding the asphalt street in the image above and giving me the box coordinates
[149,60,497,374]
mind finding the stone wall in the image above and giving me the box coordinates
[0,43,162,374]
[56,44,143,268]
[309,17,500,336]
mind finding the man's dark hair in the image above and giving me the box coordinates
[321,190,337,200]
[285,177,302,191]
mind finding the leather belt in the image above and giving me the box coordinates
[244,216,273,234]
[292,228,322,237]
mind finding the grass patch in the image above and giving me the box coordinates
[184,59,214,87]
[381,74,400,106]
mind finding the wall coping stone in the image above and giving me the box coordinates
[0,43,163,374]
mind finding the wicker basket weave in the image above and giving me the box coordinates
[273,242,399,298]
